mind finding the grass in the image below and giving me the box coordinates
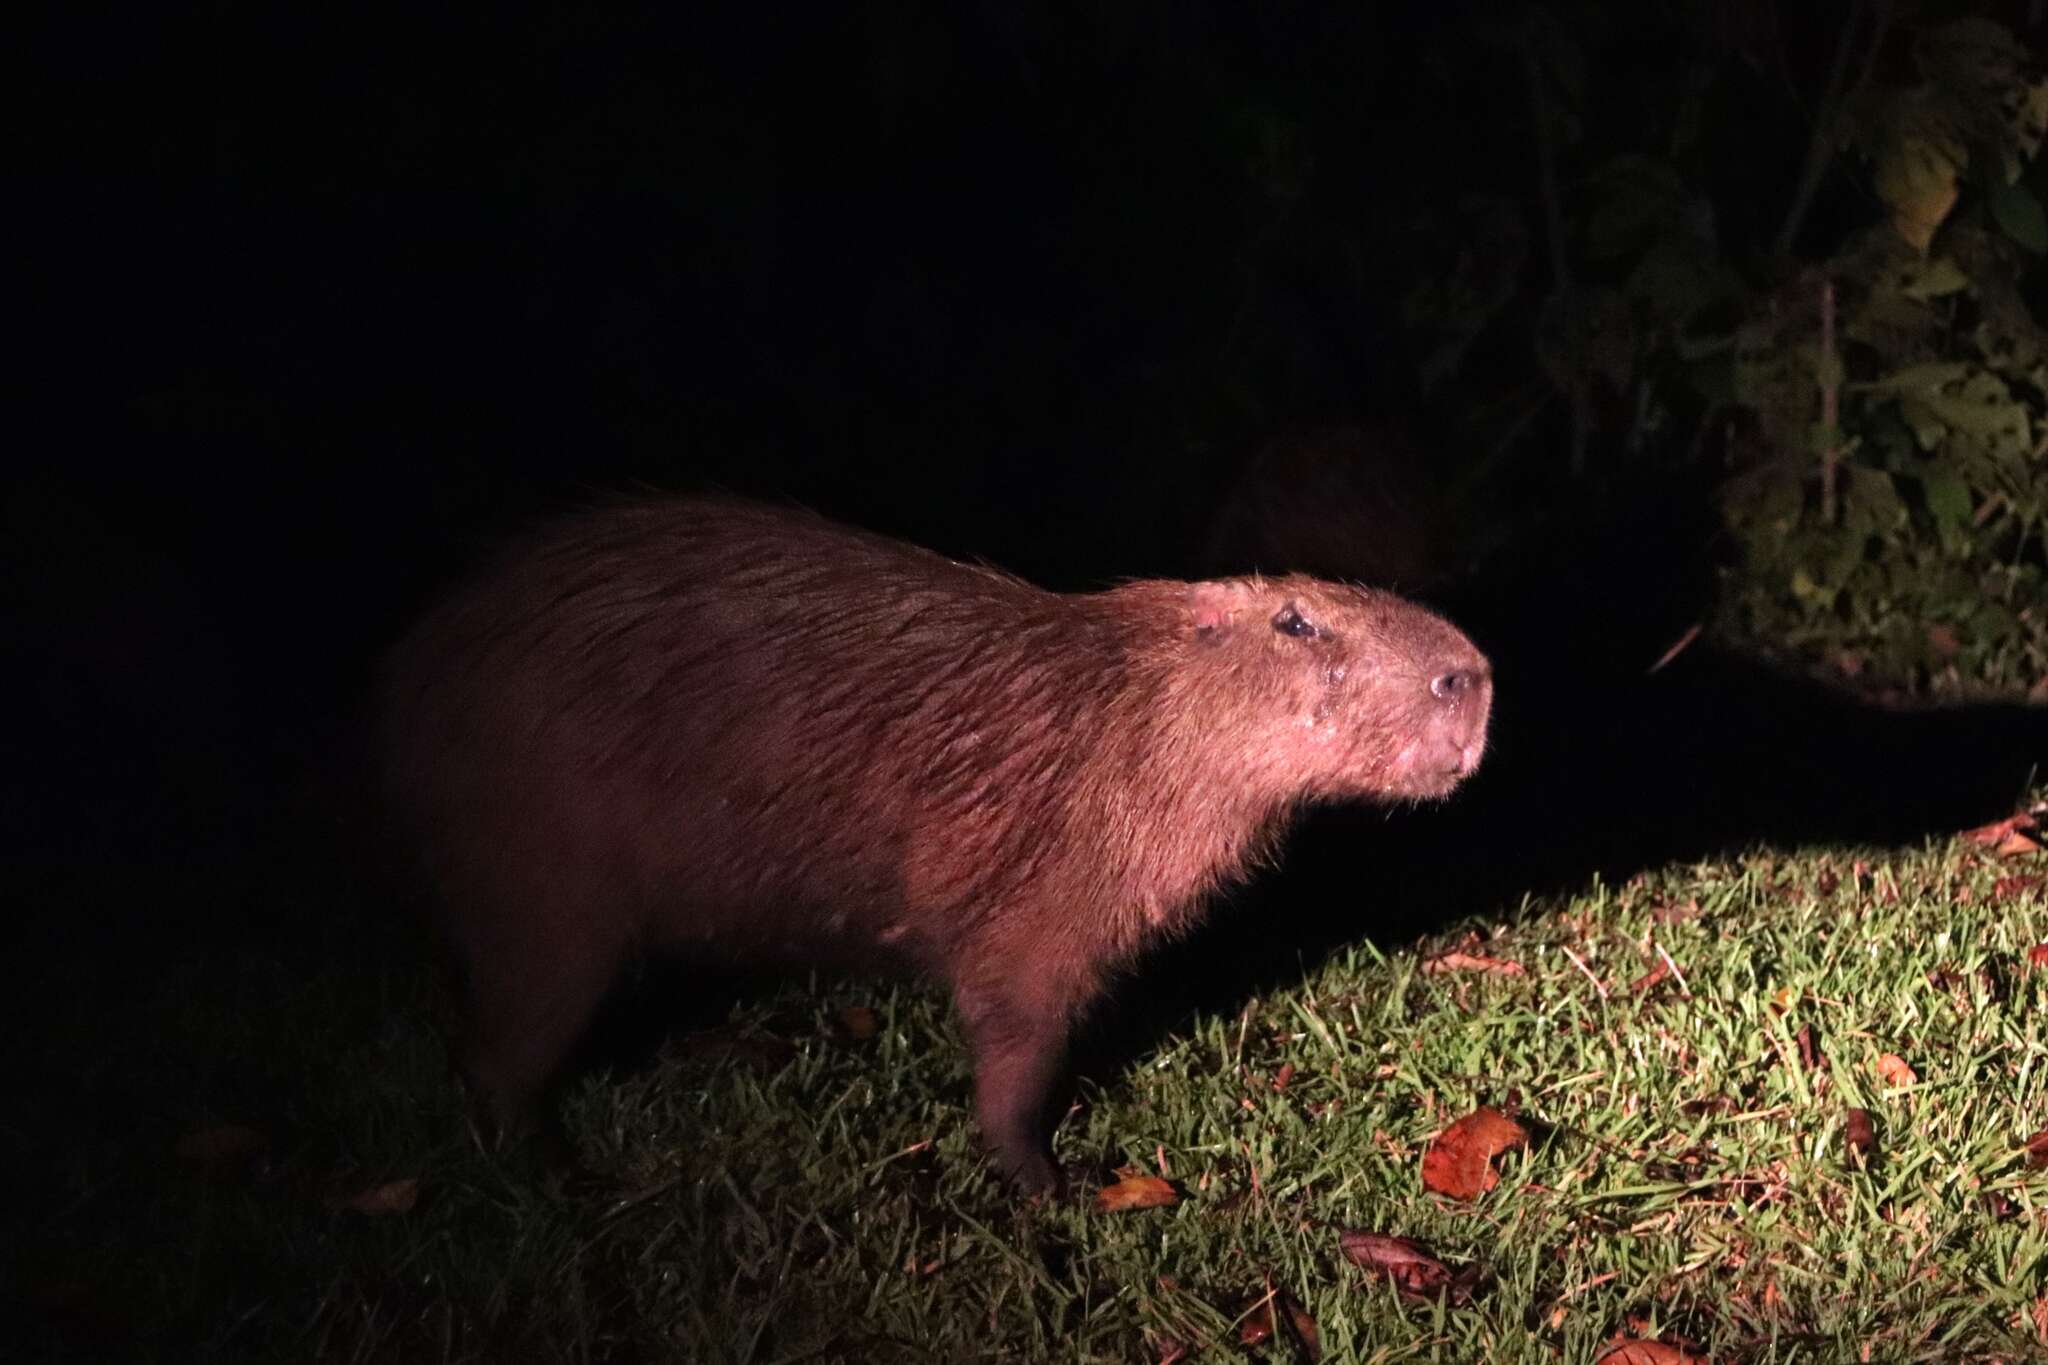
[13,820,2048,1363]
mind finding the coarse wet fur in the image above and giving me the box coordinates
[380,496,1491,1193]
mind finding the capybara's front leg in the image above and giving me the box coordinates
[958,987,1071,1195]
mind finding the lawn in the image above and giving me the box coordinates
[13,815,2048,1362]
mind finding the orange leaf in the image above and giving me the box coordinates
[2023,1128,2048,1170]
[1095,1174,1178,1212]
[1423,950,1525,977]
[1594,1340,1710,1364]
[1874,1054,1917,1087]
[1965,812,2039,846]
[1337,1230,1457,1300]
[1282,1297,1321,1360]
[836,1006,880,1040]
[1629,960,1671,994]
[2000,831,2044,857]
[1421,1106,1530,1201]
[2031,944,2048,970]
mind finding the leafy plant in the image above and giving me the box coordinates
[1406,8,2048,698]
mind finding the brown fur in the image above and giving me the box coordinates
[380,496,1491,1192]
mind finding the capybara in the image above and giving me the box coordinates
[380,496,1491,1192]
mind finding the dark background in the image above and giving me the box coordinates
[11,0,2048,1101]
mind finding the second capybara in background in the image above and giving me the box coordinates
[380,495,1491,1192]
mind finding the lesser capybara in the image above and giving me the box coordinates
[380,496,1491,1192]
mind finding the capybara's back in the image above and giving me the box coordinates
[382,496,1491,1191]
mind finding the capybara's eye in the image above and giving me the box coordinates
[1272,604,1317,638]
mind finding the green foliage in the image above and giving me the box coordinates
[1719,228,2048,699]
[1394,8,2048,698]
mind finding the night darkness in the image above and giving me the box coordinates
[15,1,2048,1357]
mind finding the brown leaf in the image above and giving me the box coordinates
[1423,950,1525,977]
[1271,1062,1295,1091]
[175,1124,268,1171]
[1999,830,2044,858]
[1094,1174,1178,1212]
[1874,1053,1917,1087]
[1843,1108,1879,1163]
[2030,945,2048,970]
[1926,623,1963,659]
[336,1177,421,1216]
[1282,1297,1321,1361]
[1794,1023,1820,1072]
[1593,1340,1710,1365]
[1964,812,2039,846]
[1628,960,1671,995]
[2023,1128,2048,1170]
[1995,876,2044,902]
[835,1005,880,1041]
[1337,1230,1459,1301]
[1422,1106,1530,1200]
[1232,1282,1320,1359]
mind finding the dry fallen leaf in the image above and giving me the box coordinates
[1843,1108,1879,1164]
[1793,1022,1822,1072]
[1875,1053,1917,1087]
[1593,1340,1710,1364]
[1095,1174,1178,1212]
[1629,960,1671,994]
[1234,1288,1322,1360]
[1282,1296,1321,1360]
[2024,1128,2048,1170]
[1965,812,2039,846]
[1999,830,2043,857]
[2028,945,2048,970]
[335,1177,421,1216]
[1995,876,2044,902]
[1422,1106,1530,1200]
[1423,950,1525,977]
[1337,1230,1465,1302]
[836,1006,880,1040]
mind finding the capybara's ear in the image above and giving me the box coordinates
[1188,579,1257,634]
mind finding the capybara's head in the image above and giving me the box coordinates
[1169,575,1491,804]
